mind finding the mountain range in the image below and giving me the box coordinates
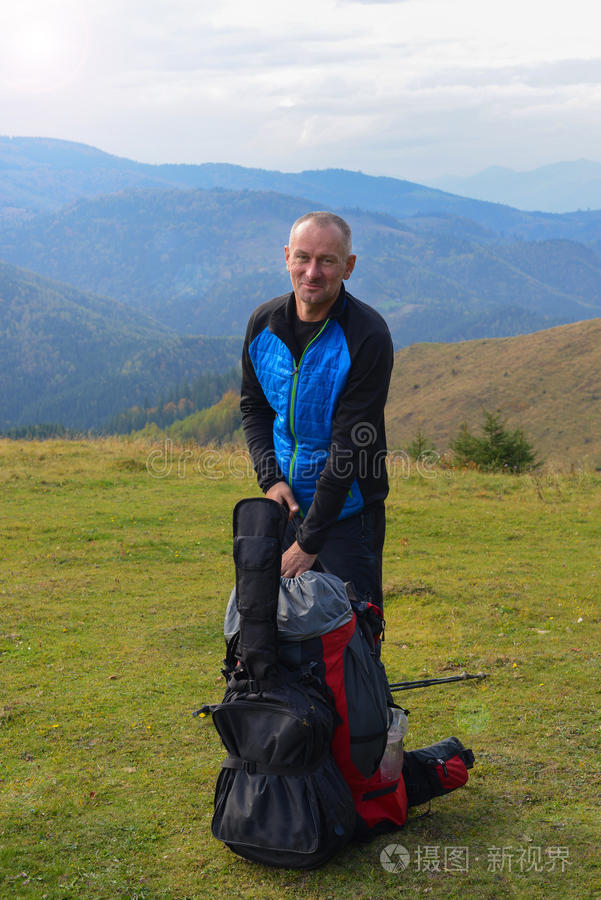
[3,136,601,236]
[433,160,601,214]
[2,185,601,345]
[2,136,601,431]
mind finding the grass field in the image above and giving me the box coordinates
[1,438,600,900]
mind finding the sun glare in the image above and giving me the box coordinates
[2,15,89,94]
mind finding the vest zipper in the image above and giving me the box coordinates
[288,319,330,486]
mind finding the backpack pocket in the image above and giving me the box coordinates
[343,626,388,778]
[212,754,356,868]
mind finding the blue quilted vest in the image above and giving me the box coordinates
[248,317,364,519]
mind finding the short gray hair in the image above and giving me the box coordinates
[289,211,353,257]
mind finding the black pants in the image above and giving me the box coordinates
[284,502,386,609]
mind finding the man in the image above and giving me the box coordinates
[240,211,394,607]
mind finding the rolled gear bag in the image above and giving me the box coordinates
[211,498,357,868]
[402,736,475,808]
[231,496,285,685]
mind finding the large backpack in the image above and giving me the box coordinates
[209,498,357,868]
[207,497,476,866]
[225,560,408,837]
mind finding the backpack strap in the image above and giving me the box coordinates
[221,752,329,777]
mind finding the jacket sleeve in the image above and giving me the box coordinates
[296,325,394,555]
[240,319,286,493]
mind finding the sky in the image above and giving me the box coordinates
[1,0,600,183]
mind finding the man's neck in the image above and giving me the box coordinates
[296,299,334,322]
[294,295,337,323]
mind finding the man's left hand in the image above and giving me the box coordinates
[281,541,317,578]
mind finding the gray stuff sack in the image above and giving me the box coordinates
[224,570,353,643]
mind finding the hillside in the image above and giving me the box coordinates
[0,188,297,335]
[0,262,240,429]
[386,317,601,466]
[2,188,601,345]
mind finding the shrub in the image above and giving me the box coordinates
[405,426,437,461]
[450,410,538,473]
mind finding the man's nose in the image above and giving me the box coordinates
[306,258,321,279]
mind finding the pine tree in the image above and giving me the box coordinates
[451,410,538,472]
[405,425,436,460]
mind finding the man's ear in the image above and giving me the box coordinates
[344,254,357,279]
[284,245,291,271]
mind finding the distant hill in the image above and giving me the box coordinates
[4,136,601,241]
[0,261,239,429]
[0,136,178,217]
[386,318,601,466]
[433,160,601,214]
[2,187,601,345]
[0,136,527,233]
[0,188,297,335]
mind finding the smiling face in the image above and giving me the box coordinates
[285,220,356,322]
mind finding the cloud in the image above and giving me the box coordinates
[341,0,410,4]
[410,58,601,91]
[1,0,600,182]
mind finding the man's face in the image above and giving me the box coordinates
[285,221,356,321]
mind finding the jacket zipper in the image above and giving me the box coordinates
[288,319,330,486]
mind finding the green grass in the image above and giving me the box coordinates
[1,439,600,899]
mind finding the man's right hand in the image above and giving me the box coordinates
[265,481,299,519]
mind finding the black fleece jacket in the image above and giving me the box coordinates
[240,286,394,554]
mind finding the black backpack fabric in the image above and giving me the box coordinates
[210,498,357,868]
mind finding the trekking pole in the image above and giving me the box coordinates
[388,672,487,693]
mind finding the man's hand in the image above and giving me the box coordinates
[265,481,299,519]
[281,541,317,578]
[265,482,317,575]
